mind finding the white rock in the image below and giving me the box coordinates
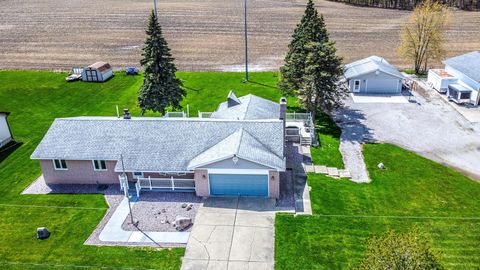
[175,216,192,231]
[378,163,385,169]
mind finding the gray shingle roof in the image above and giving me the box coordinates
[187,128,284,170]
[344,56,403,79]
[31,117,284,172]
[211,93,280,120]
[443,51,480,83]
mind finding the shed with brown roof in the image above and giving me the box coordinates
[81,62,113,82]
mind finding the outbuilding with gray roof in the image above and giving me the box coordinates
[344,56,404,94]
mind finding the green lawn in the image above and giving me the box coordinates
[310,113,344,168]
[0,70,286,269]
[276,144,480,269]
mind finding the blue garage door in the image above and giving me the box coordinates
[209,174,268,197]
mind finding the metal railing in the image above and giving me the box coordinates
[118,175,129,197]
[164,111,187,118]
[286,112,317,146]
[137,176,195,193]
[198,111,214,118]
[286,112,312,122]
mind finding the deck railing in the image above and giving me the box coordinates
[198,111,214,118]
[164,111,187,118]
[286,112,317,146]
[136,176,195,195]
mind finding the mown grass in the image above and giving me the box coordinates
[276,144,480,269]
[310,113,344,168]
[0,70,285,269]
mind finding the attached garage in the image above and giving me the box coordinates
[209,174,268,197]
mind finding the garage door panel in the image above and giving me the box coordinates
[209,174,268,197]
[366,79,400,93]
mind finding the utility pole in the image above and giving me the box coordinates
[153,0,158,17]
[243,0,248,82]
[121,154,135,225]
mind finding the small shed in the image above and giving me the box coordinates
[0,112,13,148]
[344,56,404,94]
[82,62,113,82]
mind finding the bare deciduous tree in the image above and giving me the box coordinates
[398,0,449,74]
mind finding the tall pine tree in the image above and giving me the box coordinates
[138,10,185,115]
[279,0,328,95]
[301,41,347,120]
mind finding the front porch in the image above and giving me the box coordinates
[119,174,196,197]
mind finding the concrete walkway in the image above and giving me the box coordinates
[99,197,190,244]
[181,197,275,270]
[334,107,371,183]
[339,139,370,183]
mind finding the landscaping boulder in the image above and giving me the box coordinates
[37,227,50,239]
[377,163,385,169]
[181,203,188,208]
[174,216,192,231]
[186,203,194,211]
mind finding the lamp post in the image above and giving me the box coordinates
[243,0,248,82]
[154,0,158,17]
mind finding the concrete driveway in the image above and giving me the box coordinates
[181,197,275,270]
[335,89,480,180]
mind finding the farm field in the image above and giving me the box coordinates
[0,71,282,269]
[1,0,479,71]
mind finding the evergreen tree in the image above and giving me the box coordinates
[300,41,346,120]
[138,10,185,115]
[279,0,328,95]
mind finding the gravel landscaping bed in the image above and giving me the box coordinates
[22,175,118,195]
[122,192,202,232]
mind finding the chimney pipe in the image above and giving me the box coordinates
[123,108,131,120]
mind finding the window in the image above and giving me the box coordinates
[353,80,361,91]
[460,92,471,100]
[53,159,67,170]
[93,160,107,171]
[133,171,144,179]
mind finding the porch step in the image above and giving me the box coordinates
[327,167,339,177]
[314,165,328,174]
[338,169,352,179]
[300,136,312,145]
[303,164,315,173]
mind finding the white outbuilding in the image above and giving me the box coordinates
[344,56,404,94]
[82,62,113,82]
[0,112,13,148]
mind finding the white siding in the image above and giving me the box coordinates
[427,70,458,92]
[349,71,402,94]
[445,65,480,105]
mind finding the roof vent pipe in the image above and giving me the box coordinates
[123,108,131,120]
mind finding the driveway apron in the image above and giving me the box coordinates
[181,197,275,270]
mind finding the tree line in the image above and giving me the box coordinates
[327,0,480,11]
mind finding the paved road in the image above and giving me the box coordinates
[335,90,480,180]
[181,197,275,270]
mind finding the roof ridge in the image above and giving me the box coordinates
[239,128,284,161]
[57,117,282,123]
[234,128,244,156]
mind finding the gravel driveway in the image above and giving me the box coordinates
[335,90,480,180]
